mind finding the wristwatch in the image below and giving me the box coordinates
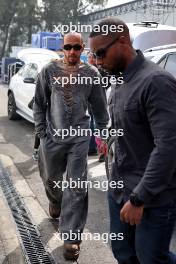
[130,192,144,207]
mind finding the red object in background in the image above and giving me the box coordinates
[95,137,108,156]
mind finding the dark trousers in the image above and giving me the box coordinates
[38,136,89,243]
[108,192,176,264]
[34,133,40,149]
[88,112,97,154]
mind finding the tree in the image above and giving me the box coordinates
[0,0,107,58]
[42,0,108,31]
[0,0,41,58]
[0,0,20,57]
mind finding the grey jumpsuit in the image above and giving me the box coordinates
[33,59,109,243]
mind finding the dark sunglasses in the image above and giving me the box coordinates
[92,36,120,59]
[63,44,82,51]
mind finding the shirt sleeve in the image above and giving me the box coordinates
[88,70,109,132]
[33,67,51,138]
[133,74,176,204]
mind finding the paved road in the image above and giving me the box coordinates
[0,84,116,264]
[0,84,110,227]
[0,83,175,264]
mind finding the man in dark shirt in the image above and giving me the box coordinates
[33,32,109,260]
[89,18,176,264]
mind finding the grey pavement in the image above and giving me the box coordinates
[0,84,175,264]
[0,84,116,264]
[0,186,25,264]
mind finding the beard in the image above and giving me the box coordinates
[109,60,126,75]
[64,54,80,66]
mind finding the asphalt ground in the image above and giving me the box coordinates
[0,83,175,264]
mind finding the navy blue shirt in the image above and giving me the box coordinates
[110,50,176,207]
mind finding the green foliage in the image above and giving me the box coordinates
[41,0,108,30]
[0,0,107,58]
[0,0,41,57]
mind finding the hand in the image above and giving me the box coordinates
[120,200,144,225]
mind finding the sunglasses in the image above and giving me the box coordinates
[92,36,120,59]
[63,44,82,51]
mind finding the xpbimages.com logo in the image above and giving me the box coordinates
[53,22,124,37]
[53,74,124,88]
[53,230,124,244]
[53,179,124,192]
[53,127,124,140]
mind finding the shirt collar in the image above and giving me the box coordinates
[123,50,145,83]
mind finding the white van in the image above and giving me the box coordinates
[127,21,176,51]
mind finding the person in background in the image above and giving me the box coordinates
[87,51,108,162]
[87,51,98,156]
[28,97,40,161]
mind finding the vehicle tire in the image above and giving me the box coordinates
[105,136,116,180]
[8,93,19,120]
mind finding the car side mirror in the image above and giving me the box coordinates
[23,77,35,84]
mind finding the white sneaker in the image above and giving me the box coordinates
[32,150,38,161]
